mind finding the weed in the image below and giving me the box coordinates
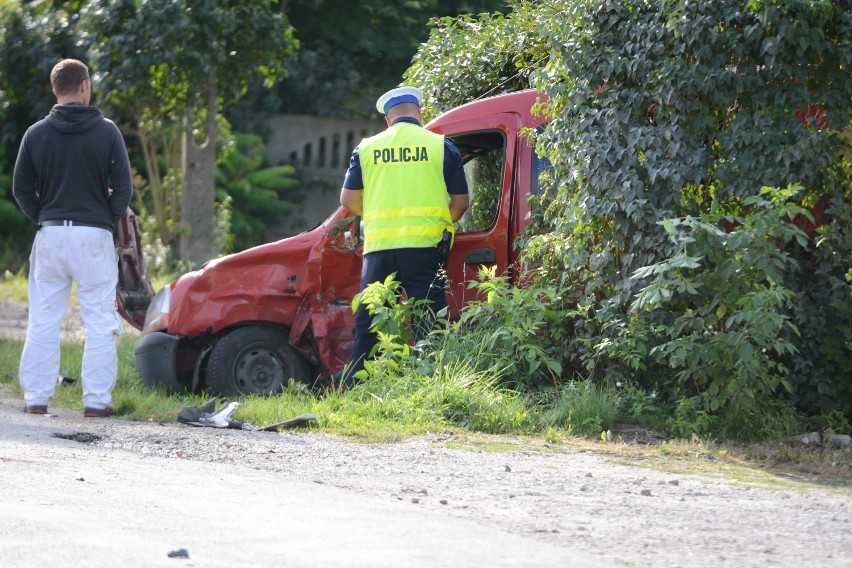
[438,267,566,389]
[0,268,29,305]
[544,381,620,437]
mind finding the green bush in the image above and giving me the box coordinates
[632,186,805,415]
[617,382,668,430]
[669,398,718,439]
[782,195,852,414]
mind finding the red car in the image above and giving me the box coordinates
[123,90,548,395]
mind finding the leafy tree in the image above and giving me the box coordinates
[0,1,507,268]
[229,0,508,129]
[81,0,297,267]
[407,0,851,428]
[407,8,546,117]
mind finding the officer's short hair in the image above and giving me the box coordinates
[51,59,89,97]
[386,102,420,121]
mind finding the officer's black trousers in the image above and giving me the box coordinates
[342,246,446,386]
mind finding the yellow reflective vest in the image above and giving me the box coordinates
[359,122,453,253]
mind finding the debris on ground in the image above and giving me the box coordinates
[52,432,102,444]
[177,398,316,432]
[167,548,189,558]
[177,398,252,429]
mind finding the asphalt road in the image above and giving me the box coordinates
[0,391,619,568]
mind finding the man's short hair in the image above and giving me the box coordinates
[51,59,89,97]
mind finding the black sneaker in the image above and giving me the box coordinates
[83,406,113,418]
[24,404,48,415]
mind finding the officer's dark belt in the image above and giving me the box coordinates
[39,220,113,231]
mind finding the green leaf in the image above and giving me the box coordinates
[738,342,754,361]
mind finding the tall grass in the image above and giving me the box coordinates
[543,381,621,437]
[339,358,531,435]
[0,268,30,304]
[0,331,629,440]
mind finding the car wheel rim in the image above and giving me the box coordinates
[233,344,286,394]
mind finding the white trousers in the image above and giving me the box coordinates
[20,226,122,409]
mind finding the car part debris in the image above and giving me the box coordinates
[176,397,217,423]
[258,414,317,431]
[53,432,102,444]
[176,399,316,431]
[177,398,251,430]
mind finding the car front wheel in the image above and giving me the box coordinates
[206,326,312,396]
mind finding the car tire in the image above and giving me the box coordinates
[206,326,312,396]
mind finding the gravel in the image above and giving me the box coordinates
[1,391,847,568]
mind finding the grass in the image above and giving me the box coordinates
[544,380,621,437]
[0,268,30,305]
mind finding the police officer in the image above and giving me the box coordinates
[339,86,469,387]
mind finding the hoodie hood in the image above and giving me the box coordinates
[46,104,104,134]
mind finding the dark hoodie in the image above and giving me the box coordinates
[12,104,132,229]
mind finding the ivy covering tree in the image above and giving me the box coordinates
[407,0,851,436]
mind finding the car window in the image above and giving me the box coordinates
[531,148,555,197]
[450,131,505,234]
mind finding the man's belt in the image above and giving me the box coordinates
[39,219,113,231]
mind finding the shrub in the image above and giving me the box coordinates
[406,0,851,439]
[782,195,852,414]
[631,185,808,427]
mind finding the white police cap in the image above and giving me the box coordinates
[376,86,423,114]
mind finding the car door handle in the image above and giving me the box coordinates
[464,248,497,264]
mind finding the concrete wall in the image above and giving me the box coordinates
[263,114,384,236]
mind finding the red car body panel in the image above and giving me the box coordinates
[167,230,317,337]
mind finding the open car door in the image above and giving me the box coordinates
[114,208,154,330]
[430,115,521,319]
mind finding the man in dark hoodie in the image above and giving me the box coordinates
[13,58,132,417]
